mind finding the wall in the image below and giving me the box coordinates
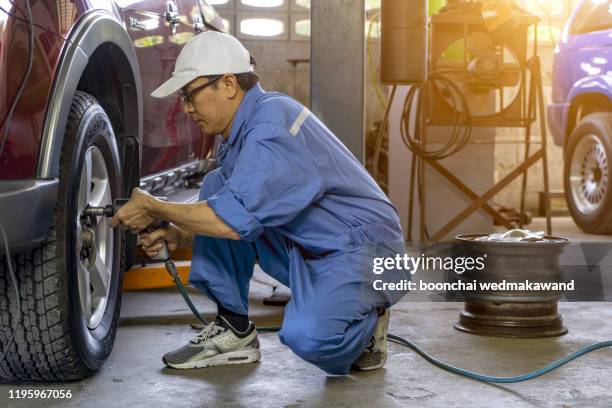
[212,1,385,145]
[241,40,310,106]
[210,0,312,106]
[491,1,581,215]
[493,41,564,215]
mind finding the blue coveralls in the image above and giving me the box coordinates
[190,83,405,375]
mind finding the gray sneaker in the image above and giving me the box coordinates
[351,309,389,371]
[163,316,261,369]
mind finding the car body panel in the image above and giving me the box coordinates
[0,0,220,179]
[37,10,142,178]
[0,179,58,251]
[0,0,222,249]
[548,0,612,146]
[120,0,212,176]
[0,0,83,178]
[547,101,571,147]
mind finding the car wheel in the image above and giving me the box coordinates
[0,91,125,380]
[564,112,612,234]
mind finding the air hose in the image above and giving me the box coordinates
[165,258,612,383]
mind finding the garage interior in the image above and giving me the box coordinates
[2,0,612,407]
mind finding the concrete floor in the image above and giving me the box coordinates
[2,217,612,407]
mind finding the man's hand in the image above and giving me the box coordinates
[110,188,158,233]
[110,191,240,241]
[138,224,192,258]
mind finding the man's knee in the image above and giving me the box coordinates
[279,315,338,363]
[279,317,356,375]
[199,168,224,200]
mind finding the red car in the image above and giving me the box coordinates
[0,0,223,380]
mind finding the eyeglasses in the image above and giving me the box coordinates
[178,75,223,104]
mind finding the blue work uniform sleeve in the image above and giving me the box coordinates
[207,123,325,242]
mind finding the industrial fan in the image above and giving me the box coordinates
[428,1,538,125]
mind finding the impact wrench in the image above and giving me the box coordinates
[84,199,612,384]
[84,198,210,323]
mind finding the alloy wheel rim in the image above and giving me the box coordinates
[570,134,609,215]
[76,146,114,329]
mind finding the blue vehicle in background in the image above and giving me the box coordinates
[548,0,612,233]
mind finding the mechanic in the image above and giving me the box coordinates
[111,31,406,375]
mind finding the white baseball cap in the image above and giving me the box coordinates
[151,31,253,98]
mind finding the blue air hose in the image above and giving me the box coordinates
[165,259,611,384]
[386,334,612,383]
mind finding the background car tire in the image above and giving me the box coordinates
[564,112,612,234]
[0,91,125,380]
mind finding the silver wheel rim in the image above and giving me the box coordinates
[569,134,609,215]
[76,146,114,329]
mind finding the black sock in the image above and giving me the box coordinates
[217,303,251,334]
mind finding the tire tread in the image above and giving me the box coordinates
[0,91,119,381]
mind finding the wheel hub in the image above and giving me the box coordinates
[79,227,96,263]
[590,166,602,184]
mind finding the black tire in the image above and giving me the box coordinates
[564,112,612,234]
[0,91,125,381]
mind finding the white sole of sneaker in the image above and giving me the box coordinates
[164,348,261,370]
[354,353,388,371]
[352,310,391,371]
